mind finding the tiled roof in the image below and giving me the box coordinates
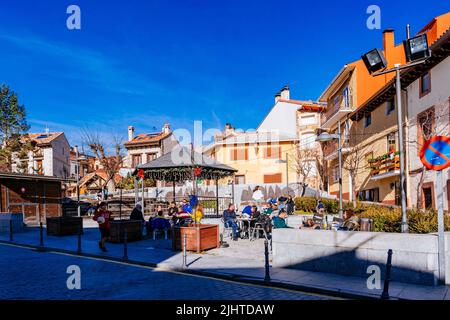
[124,132,170,147]
[26,132,64,145]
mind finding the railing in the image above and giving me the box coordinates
[320,103,352,126]
[321,139,339,159]
[369,153,400,176]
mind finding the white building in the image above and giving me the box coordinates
[123,124,179,171]
[405,25,450,210]
[12,132,71,179]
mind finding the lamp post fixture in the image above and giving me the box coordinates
[74,146,87,217]
[316,124,343,219]
[361,33,431,233]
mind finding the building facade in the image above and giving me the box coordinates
[11,132,71,179]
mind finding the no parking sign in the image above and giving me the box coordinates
[419,135,450,284]
[419,136,450,171]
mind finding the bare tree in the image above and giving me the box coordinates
[407,103,448,209]
[82,129,124,191]
[342,135,373,208]
[290,145,320,195]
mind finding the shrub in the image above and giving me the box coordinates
[294,197,367,215]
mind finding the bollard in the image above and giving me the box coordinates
[9,219,13,242]
[183,233,187,268]
[77,225,82,254]
[123,228,128,261]
[36,222,45,252]
[381,249,393,300]
[264,239,271,282]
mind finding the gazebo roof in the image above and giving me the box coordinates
[134,147,237,182]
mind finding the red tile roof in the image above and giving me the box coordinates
[124,132,170,148]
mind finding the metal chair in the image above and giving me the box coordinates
[221,217,234,240]
[250,222,269,241]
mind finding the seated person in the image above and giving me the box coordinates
[173,206,192,226]
[168,202,178,216]
[130,203,145,222]
[151,211,171,231]
[302,218,321,229]
[223,203,239,241]
[316,200,325,215]
[338,211,360,231]
[241,205,253,218]
[181,199,192,213]
[272,216,289,229]
[269,204,280,219]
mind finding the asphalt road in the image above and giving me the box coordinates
[0,243,332,300]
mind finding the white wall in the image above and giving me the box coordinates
[258,101,298,136]
[406,56,450,209]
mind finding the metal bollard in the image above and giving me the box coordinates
[264,239,271,282]
[77,225,82,254]
[123,229,128,261]
[36,222,45,252]
[381,249,393,300]
[183,233,187,268]
[9,219,13,242]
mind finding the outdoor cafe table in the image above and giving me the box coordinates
[236,216,256,240]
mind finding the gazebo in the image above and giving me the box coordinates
[132,147,237,216]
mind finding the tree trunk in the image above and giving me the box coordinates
[416,166,426,209]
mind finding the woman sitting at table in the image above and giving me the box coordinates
[173,206,192,226]
[168,202,178,216]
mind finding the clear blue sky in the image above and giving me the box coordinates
[1,0,449,149]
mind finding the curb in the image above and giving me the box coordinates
[0,240,387,300]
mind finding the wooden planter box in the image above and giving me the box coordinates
[46,217,83,236]
[172,224,219,253]
[109,220,143,243]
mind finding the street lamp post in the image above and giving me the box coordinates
[75,146,80,218]
[361,33,431,233]
[316,127,343,219]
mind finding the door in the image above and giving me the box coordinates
[423,187,433,209]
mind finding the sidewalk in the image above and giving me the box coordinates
[1,226,449,300]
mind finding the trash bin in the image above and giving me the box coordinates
[359,218,373,232]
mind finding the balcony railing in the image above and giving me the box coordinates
[322,140,338,159]
[368,152,400,177]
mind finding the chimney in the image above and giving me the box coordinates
[73,145,79,155]
[162,123,171,134]
[280,85,290,100]
[275,92,281,103]
[225,123,234,135]
[128,126,135,141]
[383,29,395,67]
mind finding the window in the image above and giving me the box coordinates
[364,113,372,127]
[332,165,339,183]
[343,87,350,109]
[263,146,281,159]
[234,175,246,185]
[387,132,397,153]
[301,133,316,149]
[420,72,431,97]
[300,115,317,126]
[230,148,248,161]
[132,154,141,168]
[417,107,435,150]
[343,120,350,144]
[333,95,341,108]
[386,99,395,115]
[263,173,282,184]
[146,153,157,162]
[358,188,380,202]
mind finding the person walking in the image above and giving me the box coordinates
[93,202,112,252]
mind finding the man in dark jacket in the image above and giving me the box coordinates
[130,204,144,221]
[223,203,239,240]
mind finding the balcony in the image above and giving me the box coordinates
[321,139,352,161]
[320,103,353,130]
[369,152,400,180]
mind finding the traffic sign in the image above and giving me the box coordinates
[419,136,450,171]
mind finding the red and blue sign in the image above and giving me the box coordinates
[419,136,450,171]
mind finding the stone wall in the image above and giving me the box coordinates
[272,228,450,286]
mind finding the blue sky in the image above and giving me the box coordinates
[0,0,449,150]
